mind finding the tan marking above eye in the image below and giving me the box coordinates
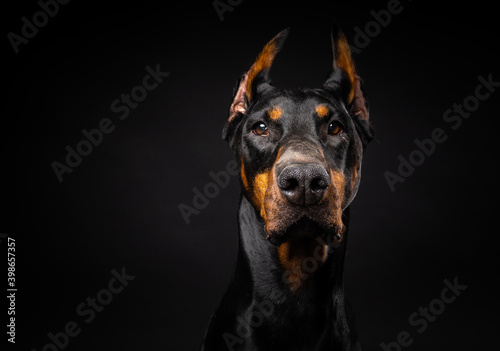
[267,106,282,120]
[315,105,329,118]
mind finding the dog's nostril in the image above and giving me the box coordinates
[310,177,329,192]
[279,177,299,191]
[278,167,302,191]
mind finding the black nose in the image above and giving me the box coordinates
[277,163,330,206]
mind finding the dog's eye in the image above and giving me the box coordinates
[252,122,269,136]
[328,121,343,135]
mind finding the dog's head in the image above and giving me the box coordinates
[223,27,373,246]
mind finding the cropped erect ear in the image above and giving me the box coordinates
[223,29,289,144]
[324,24,372,146]
[324,25,369,122]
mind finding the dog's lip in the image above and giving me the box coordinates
[285,214,336,233]
[266,216,335,245]
[286,217,324,235]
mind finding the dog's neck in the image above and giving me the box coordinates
[201,196,359,350]
[236,195,348,310]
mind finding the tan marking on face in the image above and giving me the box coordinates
[315,105,329,118]
[278,238,328,292]
[245,148,285,225]
[267,106,282,120]
[331,169,345,205]
[253,171,270,220]
[317,169,345,236]
[260,147,287,228]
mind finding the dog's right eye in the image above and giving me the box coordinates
[252,122,269,136]
[328,121,343,136]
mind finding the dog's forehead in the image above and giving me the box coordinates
[253,89,345,122]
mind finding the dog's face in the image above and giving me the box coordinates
[223,28,373,246]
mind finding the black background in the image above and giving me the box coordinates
[2,0,499,350]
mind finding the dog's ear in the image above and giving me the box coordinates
[223,29,289,145]
[324,24,372,146]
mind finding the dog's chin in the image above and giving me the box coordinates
[266,217,337,246]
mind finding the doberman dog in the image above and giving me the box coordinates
[202,26,373,351]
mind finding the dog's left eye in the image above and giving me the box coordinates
[328,121,343,135]
[252,122,269,136]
